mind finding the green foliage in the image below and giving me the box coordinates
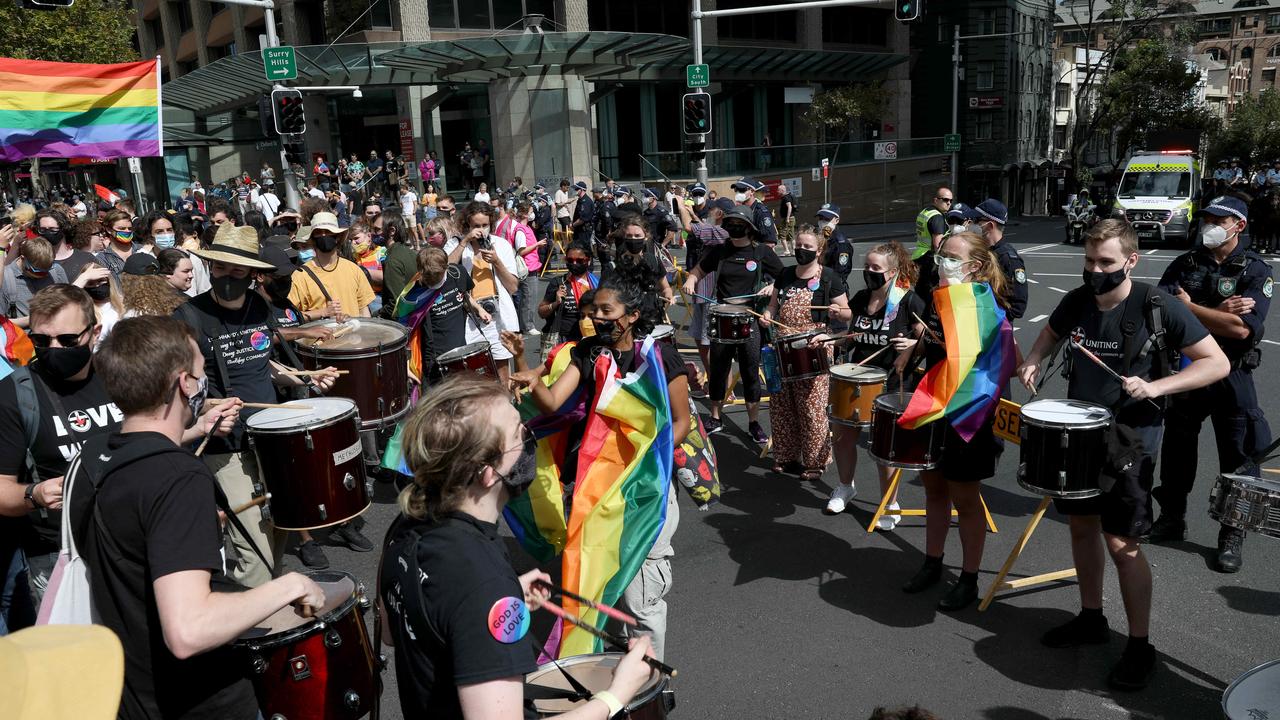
[0,0,138,65]
[1208,89,1280,165]
[1095,38,1213,160]
[803,84,892,136]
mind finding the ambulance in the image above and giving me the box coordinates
[1115,150,1202,247]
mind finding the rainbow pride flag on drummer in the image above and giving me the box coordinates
[0,58,162,162]
[899,282,1015,442]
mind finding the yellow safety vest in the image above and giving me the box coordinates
[913,208,942,259]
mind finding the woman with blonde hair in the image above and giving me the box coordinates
[422,216,453,249]
[74,259,123,346]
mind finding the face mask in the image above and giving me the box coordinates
[725,224,748,240]
[864,269,888,291]
[181,374,208,429]
[964,223,985,236]
[153,232,176,249]
[266,275,293,300]
[427,234,446,249]
[85,283,111,302]
[1082,266,1128,296]
[567,261,589,276]
[1200,223,1231,249]
[313,235,339,253]
[372,233,386,247]
[734,192,747,203]
[113,230,134,244]
[623,239,645,253]
[298,249,316,264]
[694,196,706,206]
[34,343,92,381]
[495,438,537,498]
[37,228,64,245]
[795,248,818,266]
[937,256,968,286]
[353,240,372,256]
[592,317,619,343]
[211,274,252,302]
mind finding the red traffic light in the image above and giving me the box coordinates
[271,88,306,135]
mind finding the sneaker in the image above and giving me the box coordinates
[527,328,542,336]
[902,556,943,594]
[704,416,723,434]
[332,523,375,553]
[937,578,978,611]
[1107,642,1157,691]
[1216,526,1245,573]
[749,421,769,445]
[826,484,857,514]
[1143,514,1187,544]
[1040,612,1110,648]
[877,502,902,531]
[298,540,330,569]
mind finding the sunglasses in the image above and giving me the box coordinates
[936,197,954,203]
[30,324,91,349]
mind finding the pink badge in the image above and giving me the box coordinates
[487,596,529,644]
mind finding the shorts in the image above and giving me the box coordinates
[403,213,417,228]
[936,419,998,483]
[1053,424,1161,538]
[688,303,711,346]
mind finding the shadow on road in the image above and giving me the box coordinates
[1217,584,1280,616]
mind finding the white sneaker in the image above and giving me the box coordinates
[527,328,542,336]
[826,484,857,514]
[877,502,902,531]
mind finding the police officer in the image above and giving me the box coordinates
[568,180,594,248]
[945,202,978,236]
[687,182,710,221]
[641,188,678,247]
[973,199,1029,320]
[730,177,778,247]
[816,203,855,292]
[913,185,952,261]
[1150,195,1272,572]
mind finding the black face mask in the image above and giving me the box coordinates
[725,224,749,239]
[495,439,537,498]
[34,344,92,381]
[567,261,589,276]
[37,228,64,245]
[266,275,293,300]
[85,284,111,302]
[623,240,646,254]
[313,235,340,253]
[592,318,619,343]
[794,248,818,266]
[863,269,888,291]
[211,274,252,302]
[1083,267,1127,296]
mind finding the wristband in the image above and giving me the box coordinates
[593,690,624,717]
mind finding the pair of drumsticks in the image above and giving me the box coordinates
[534,580,678,678]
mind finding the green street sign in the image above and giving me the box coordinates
[686,63,710,88]
[263,46,298,82]
[944,133,962,152]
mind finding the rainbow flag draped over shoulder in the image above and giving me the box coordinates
[0,58,162,162]
[390,276,441,384]
[898,282,1015,441]
[0,317,33,381]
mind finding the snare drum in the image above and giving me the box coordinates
[1223,658,1280,719]
[1016,399,1111,499]
[295,319,411,429]
[776,330,830,381]
[827,364,887,427]
[1209,474,1280,539]
[525,653,674,720]
[650,324,675,347]
[868,393,943,469]
[427,341,499,385]
[246,398,371,531]
[234,570,377,720]
[708,304,754,344]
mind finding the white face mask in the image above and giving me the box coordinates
[694,196,706,206]
[1200,222,1234,249]
[734,192,747,203]
[153,232,176,249]
[937,256,969,287]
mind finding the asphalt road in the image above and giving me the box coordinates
[283,219,1280,720]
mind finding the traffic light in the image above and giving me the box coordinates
[895,0,922,22]
[682,92,712,136]
[283,140,307,167]
[271,88,305,135]
[258,94,274,138]
[687,139,706,162]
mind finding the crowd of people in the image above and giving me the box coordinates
[0,162,1271,720]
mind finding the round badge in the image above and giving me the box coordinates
[487,596,529,644]
[1264,277,1274,299]
[249,331,271,351]
[1014,268,1027,285]
[745,260,758,272]
[807,277,820,291]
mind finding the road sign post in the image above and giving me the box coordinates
[944,133,962,152]
[263,46,297,82]
[686,63,710,88]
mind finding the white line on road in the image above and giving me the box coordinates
[1023,251,1180,259]
[1033,272,1162,280]
[1022,243,1058,253]
[1145,249,1159,255]
[1026,277,1040,284]
[1049,286,1068,294]
[1263,339,1280,346]
[1029,314,1048,323]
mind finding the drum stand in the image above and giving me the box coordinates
[540,229,569,278]
[978,495,1075,612]
[866,468,998,534]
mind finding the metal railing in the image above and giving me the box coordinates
[623,137,948,183]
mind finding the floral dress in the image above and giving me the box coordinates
[770,267,839,470]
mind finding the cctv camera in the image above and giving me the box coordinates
[353,89,363,98]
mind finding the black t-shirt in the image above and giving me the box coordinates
[380,512,538,720]
[696,242,784,301]
[568,336,690,401]
[0,366,121,555]
[1048,283,1208,427]
[847,288,924,369]
[56,249,97,280]
[541,274,594,339]
[608,245,665,293]
[70,432,257,720]
[773,265,846,326]
[778,193,795,221]
[927,213,949,237]
[177,292,278,453]
[422,266,474,364]
[267,295,303,329]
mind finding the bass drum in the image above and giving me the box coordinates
[294,319,410,429]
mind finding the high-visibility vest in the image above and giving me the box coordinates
[913,208,942,259]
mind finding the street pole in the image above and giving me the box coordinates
[951,24,960,192]
[691,0,708,186]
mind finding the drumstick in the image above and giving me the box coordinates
[1069,340,1161,410]
[277,369,350,376]
[232,495,269,514]
[541,601,677,678]
[243,402,315,410]
[316,324,355,344]
[819,331,865,344]
[194,430,214,457]
[856,345,890,367]
[534,579,638,627]
[911,312,943,344]
[1263,468,1280,475]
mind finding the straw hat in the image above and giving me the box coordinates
[192,223,274,270]
[0,625,124,720]
[307,212,348,235]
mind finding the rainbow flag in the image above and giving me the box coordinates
[390,276,441,384]
[0,58,162,162]
[884,280,909,324]
[898,282,1014,441]
[0,317,33,381]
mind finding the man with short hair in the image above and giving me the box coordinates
[914,185,953,260]
[816,203,854,293]
[288,212,376,322]
[554,179,573,231]
[730,177,777,247]
[641,188,678,248]
[973,198,1029,320]
[254,180,281,223]
[0,236,69,326]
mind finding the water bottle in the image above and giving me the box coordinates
[761,344,783,395]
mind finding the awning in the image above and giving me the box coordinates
[163,126,223,148]
[581,44,907,83]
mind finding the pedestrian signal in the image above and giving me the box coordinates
[271,88,306,136]
[682,93,712,136]
[895,0,922,22]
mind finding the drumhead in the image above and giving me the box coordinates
[873,391,911,413]
[526,653,664,714]
[710,304,752,316]
[1220,473,1280,494]
[246,397,357,431]
[830,363,888,382]
[1021,399,1112,428]
[650,324,674,340]
[296,318,408,352]
[435,341,492,364]
[235,570,358,645]
[779,330,821,342]
[1223,658,1280,719]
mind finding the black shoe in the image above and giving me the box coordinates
[1041,612,1111,648]
[704,416,723,435]
[1216,526,1245,573]
[902,557,943,594]
[1143,514,1187,544]
[332,523,375,553]
[749,421,769,445]
[298,540,330,569]
[937,579,978,611]
[1107,642,1156,691]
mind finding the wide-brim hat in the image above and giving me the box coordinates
[192,223,274,270]
[307,212,348,235]
[0,625,124,720]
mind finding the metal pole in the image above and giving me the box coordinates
[692,0,709,186]
[951,24,960,192]
[261,5,302,211]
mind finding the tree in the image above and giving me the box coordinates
[803,83,893,161]
[1208,88,1280,166]
[0,1,138,65]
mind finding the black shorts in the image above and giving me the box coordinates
[1053,424,1162,538]
[937,419,999,483]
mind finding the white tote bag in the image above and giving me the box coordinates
[36,452,98,625]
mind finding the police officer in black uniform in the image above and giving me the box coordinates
[974,199,1029,320]
[731,177,778,248]
[569,180,594,248]
[591,184,616,270]
[816,203,855,293]
[641,188,679,247]
[1150,195,1273,572]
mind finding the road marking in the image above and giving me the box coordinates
[1022,243,1058,253]
[1049,286,1068,294]
[1026,277,1040,284]
[1029,314,1048,323]
[1024,251,1180,260]
[1145,249,1159,255]
[1033,272,1162,281]
[1263,339,1280,346]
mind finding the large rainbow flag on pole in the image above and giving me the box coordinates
[0,57,162,162]
[898,282,1015,441]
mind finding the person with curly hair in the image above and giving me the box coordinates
[121,253,187,318]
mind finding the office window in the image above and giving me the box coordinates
[976,114,993,140]
[146,18,163,49]
[369,0,393,28]
[1269,12,1280,31]
[1056,83,1071,109]
[718,0,797,42]
[976,62,994,90]
[823,8,889,46]
[978,8,996,35]
[1264,67,1277,83]
[428,1,558,30]
[1243,46,1255,59]
[1054,125,1067,148]
[588,0,688,37]
[1060,29,1086,44]
[428,0,456,27]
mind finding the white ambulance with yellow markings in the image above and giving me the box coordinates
[1115,150,1202,247]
